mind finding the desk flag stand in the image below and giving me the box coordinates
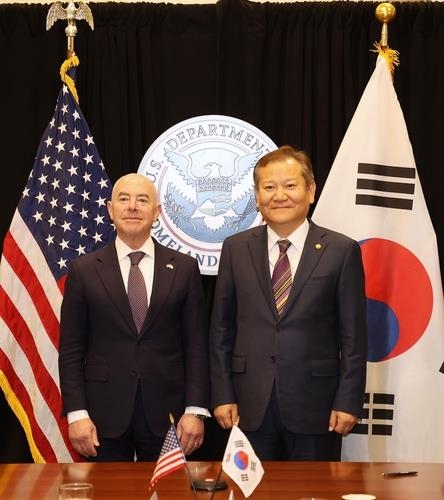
[148,414,233,498]
[148,414,198,499]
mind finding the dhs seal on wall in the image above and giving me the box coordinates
[138,115,277,275]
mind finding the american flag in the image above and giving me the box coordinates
[150,424,186,488]
[0,61,115,462]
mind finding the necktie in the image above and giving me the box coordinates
[271,240,292,316]
[128,251,148,333]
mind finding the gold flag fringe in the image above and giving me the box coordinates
[0,371,45,463]
[60,54,80,104]
[372,42,400,78]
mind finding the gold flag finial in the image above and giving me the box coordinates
[374,3,399,77]
[375,2,396,48]
[46,2,94,58]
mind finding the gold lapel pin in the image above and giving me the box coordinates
[166,263,174,269]
[315,243,322,250]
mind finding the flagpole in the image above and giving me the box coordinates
[169,414,199,500]
[0,1,115,463]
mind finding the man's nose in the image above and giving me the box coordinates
[128,198,138,210]
[274,186,287,199]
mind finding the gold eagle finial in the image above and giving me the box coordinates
[46,2,94,57]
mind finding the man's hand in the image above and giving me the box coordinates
[176,414,204,456]
[213,403,239,430]
[68,418,99,458]
[328,410,359,436]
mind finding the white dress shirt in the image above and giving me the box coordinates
[267,219,310,278]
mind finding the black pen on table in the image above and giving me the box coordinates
[382,471,418,477]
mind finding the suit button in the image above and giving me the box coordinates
[130,370,138,377]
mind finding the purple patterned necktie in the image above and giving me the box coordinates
[128,251,148,333]
[271,240,292,316]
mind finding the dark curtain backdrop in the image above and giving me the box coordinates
[1,0,443,463]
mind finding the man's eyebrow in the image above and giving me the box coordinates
[116,191,150,198]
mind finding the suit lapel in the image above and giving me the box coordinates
[94,244,137,334]
[94,242,179,336]
[139,241,176,335]
[248,226,279,319]
[281,222,328,317]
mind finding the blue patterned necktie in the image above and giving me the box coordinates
[271,240,292,316]
[128,251,148,333]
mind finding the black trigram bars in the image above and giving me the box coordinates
[352,392,394,436]
[356,163,415,210]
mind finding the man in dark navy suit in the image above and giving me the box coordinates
[59,173,209,461]
[210,146,367,461]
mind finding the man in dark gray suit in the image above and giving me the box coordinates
[210,146,367,461]
[59,173,209,461]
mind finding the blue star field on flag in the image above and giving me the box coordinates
[18,78,114,282]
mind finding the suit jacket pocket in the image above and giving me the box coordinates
[231,356,246,374]
[310,359,339,377]
[85,365,108,381]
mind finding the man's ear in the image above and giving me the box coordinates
[155,203,162,219]
[107,200,114,220]
[309,181,316,204]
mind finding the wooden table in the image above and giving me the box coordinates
[0,461,443,499]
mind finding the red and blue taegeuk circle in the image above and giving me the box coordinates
[233,451,249,470]
[360,238,433,362]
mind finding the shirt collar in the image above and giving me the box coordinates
[115,235,155,262]
[267,219,310,253]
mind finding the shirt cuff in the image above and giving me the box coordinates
[67,409,90,425]
[185,406,211,418]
